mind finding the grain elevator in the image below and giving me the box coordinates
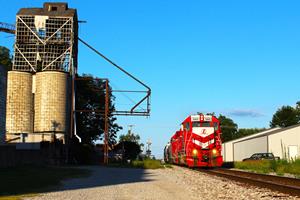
[6,3,77,143]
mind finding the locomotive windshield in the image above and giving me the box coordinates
[192,122,200,127]
[201,122,211,127]
[192,122,211,127]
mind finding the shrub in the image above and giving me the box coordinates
[286,159,300,176]
[132,160,144,168]
[143,160,162,169]
[131,159,162,169]
[235,159,300,176]
[235,160,271,173]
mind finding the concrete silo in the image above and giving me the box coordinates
[6,71,33,142]
[6,3,77,143]
[34,71,70,142]
[0,65,7,144]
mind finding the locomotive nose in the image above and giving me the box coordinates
[202,154,209,162]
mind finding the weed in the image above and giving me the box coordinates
[132,160,162,169]
[235,159,300,176]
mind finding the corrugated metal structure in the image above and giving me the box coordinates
[0,65,7,144]
[6,3,77,143]
[222,128,279,162]
[222,125,300,161]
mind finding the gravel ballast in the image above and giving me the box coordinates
[25,166,299,200]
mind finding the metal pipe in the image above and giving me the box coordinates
[71,59,82,142]
[112,90,147,93]
[78,37,151,91]
[130,93,149,112]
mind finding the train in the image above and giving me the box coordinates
[164,113,223,167]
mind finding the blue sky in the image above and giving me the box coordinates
[1,0,300,158]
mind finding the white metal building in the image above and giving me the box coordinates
[222,124,300,161]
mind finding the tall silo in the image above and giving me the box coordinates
[34,71,70,142]
[0,65,7,144]
[6,71,33,140]
[6,3,78,143]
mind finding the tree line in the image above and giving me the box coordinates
[218,115,265,143]
[220,101,300,143]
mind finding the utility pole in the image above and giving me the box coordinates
[127,124,135,142]
[128,125,134,134]
[146,139,152,158]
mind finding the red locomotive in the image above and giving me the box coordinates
[164,113,223,167]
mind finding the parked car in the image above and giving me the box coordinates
[242,153,280,161]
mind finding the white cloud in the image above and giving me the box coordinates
[228,109,264,118]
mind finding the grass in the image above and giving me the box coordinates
[0,194,37,200]
[234,159,300,176]
[163,163,173,168]
[0,166,91,200]
[132,159,163,169]
[108,159,163,169]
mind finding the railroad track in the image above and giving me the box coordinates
[197,168,300,197]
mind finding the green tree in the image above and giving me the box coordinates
[219,114,238,142]
[216,115,267,142]
[296,101,300,109]
[0,46,12,70]
[115,141,141,161]
[117,131,143,161]
[119,132,140,143]
[270,105,299,128]
[296,101,300,117]
[75,74,122,145]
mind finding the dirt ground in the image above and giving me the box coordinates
[24,166,299,200]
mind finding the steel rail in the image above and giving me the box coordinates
[197,168,300,197]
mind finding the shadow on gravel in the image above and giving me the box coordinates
[58,166,155,191]
[0,166,155,198]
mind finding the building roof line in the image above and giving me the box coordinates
[224,127,280,144]
[232,123,300,144]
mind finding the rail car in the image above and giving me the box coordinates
[164,113,223,167]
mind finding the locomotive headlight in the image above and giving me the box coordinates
[212,149,217,155]
[192,149,198,156]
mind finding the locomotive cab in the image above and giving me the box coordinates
[169,113,223,168]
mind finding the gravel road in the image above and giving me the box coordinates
[25,166,299,200]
